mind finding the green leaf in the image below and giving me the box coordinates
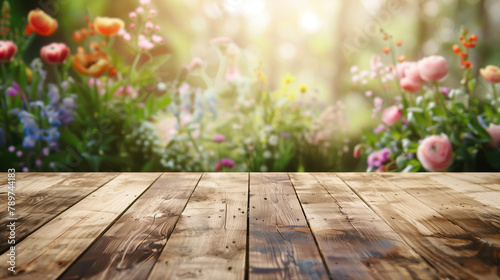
[402,138,419,153]
[484,149,500,170]
[59,129,82,150]
[406,107,424,113]
[467,120,491,142]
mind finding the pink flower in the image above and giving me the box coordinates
[136,7,144,13]
[129,12,137,19]
[418,56,449,82]
[417,134,453,172]
[215,158,235,172]
[146,21,154,29]
[149,9,157,15]
[187,57,204,72]
[395,62,414,79]
[381,106,401,126]
[212,134,226,143]
[123,33,131,41]
[114,86,124,97]
[480,65,500,84]
[0,40,17,62]
[140,0,151,5]
[130,23,136,29]
[374,124,387,134]
[210,37,232,51]
[486,124,500,149]
[400,77,421,92]
[155,25,161,31]
[40,43,70,64]
[152,35,163,44]
[138,36,154,50]
[405,64,423,83]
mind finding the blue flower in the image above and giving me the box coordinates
[48,84,60,105]
[22,135,37,148]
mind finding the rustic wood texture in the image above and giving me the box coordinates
[428,173,500,210]
[248,173,328,280]
[60,173,202,280]
[290,173,438,280]
[148,173,248,280]
[2,172,500,280]
[0,173,161,280]
[0,173,118,253]
[338,173,500,280]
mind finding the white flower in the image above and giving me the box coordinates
[263,151,272,159]
[243,138,252,145]
[260,165,268,172]
[274,152,280,159]
[268,135,279,146]
[157,82,167,91]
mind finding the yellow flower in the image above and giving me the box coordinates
[299,85,307,93]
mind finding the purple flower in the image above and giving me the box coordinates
[8,145,15,152]
[215,158,235,172]
[36,159,42,167]
[212,134,226,143]
[43,147,50,156]
[367,148,391,168]
[22,167,29,172]
[16,151,23,157]
[280,132,291,138]
[6,82,21,98]
[367,151,383,168]
[440,87,450,97]
[49,162,56,169]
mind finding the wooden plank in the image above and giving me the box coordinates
[0,173,161,280]
[147,173,248,280]
[248,173,328,280]
[427,173,500,210]
[338,173,500,280]
[0,173,118,254]
[380,173,500,254]
[61,173,202,280]
[289,173,439,280]
[447,173,500,192]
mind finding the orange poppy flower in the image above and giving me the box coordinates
[93,17,124,36]
[72,47,111,77]
[25,9,58,36]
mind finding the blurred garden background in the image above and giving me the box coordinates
[1,0,500,172]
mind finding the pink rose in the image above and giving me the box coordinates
[395,62,414,79]
[417,56,449,82]
[480,65,500,84]
[400,77,421,92]
[405,64,423,83]
[486,124,500,149]
[381,106,401,126]
[417,134,453,172]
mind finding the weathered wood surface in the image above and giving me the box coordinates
[248,173,328,280]
[0,173,118,253]
[148,173,248,280]
[1,172,499,280]
[338,173,500,280]
[290,173,438,280]
[61,173,201,280]
[0,173,161,280]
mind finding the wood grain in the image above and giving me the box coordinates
[338,172,500,280]
[0,173,161,280]
[290,173,439,280]
[60,173,201,280]
[147,173,248,280]
[0,173,118,254]
[427,173,500,209]
[249,173,328,280]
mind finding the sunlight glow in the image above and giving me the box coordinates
[300,11,321,33]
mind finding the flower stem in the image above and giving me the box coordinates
[434,81,447,113]
[215,54,227,88]
[492,83,499,103]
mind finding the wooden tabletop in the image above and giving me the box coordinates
[0,173,499,280]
